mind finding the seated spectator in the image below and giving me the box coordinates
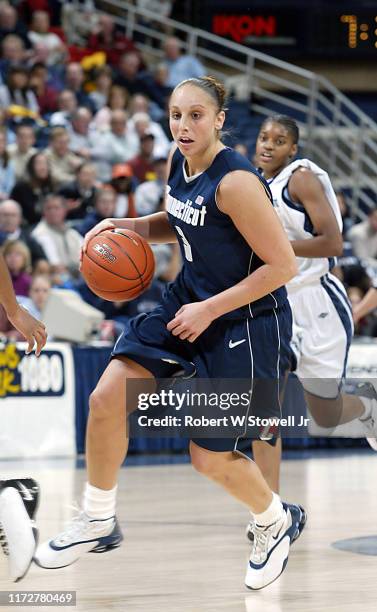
[10,151,53,225]
[77,186,116,236]
[30,273,51,315]
[28,10,66,66]
[347,207,377,263]
[135,157,166,216]
[67,107,94,159]
[93,84,129,132]
[128,93,150,116]
[0,65,39,119]
[31,194,83,279]
[49,88,78,127]
[44,127,82,188]
[0,126,15,200]
[91,109,139,182]
[0,3,30,49]
[58,161,99,220]
[29,62,59,116]
[114,51,152,97]
[148,62,172,111]
[18,273,51,320]
[64,62,95,112]
[130,111,170,158]
[0,34,28,82]
[87,14,137,67]
[110,164,136,218]
[162,36,205,87]
[0,198,47,266]
[6,124,37,181]
[2,238,32,296]
[88,65,113,113]
[128,132,156,183]
[128,91,164,123]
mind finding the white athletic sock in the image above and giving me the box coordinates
[83,483,117,520]
[359,397,373,421]
[253,492,284,527]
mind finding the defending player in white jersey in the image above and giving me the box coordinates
[247,115,377,519]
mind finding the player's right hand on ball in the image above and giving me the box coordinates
[82,219,116,254]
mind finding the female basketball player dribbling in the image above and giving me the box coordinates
[36,77,305,590]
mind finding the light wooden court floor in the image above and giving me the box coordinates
[0,450,376,612]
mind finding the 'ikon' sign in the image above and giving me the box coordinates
[213,14,277,43]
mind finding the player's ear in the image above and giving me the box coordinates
[215,110,225,131]
[290,143,298,159]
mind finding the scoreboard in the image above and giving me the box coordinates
[190,2,377,58]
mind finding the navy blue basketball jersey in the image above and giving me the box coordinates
[166,147,287,318]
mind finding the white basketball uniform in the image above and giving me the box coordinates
[267,159,354,398]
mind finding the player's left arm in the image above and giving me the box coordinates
[167,171,297,342]
[288,168,343,258]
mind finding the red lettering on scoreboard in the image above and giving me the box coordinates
[213,14,277,43]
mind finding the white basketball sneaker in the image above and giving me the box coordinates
[0,478,39,582]
[245,503,305,590]
[35,511,123,569]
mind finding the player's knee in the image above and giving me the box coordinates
[89,386,112,421]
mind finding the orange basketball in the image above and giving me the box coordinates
[81,228,155,301]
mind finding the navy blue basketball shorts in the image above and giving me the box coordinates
[112,281,293,452]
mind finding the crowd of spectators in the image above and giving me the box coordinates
[0,1,376,342]
[0,0,202,342]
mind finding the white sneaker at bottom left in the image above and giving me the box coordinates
[35,512,123,569]
[0,479,39,582]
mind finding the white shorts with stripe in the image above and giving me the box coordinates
[288,273,354,399]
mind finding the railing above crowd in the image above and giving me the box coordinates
[92,0,377,219]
